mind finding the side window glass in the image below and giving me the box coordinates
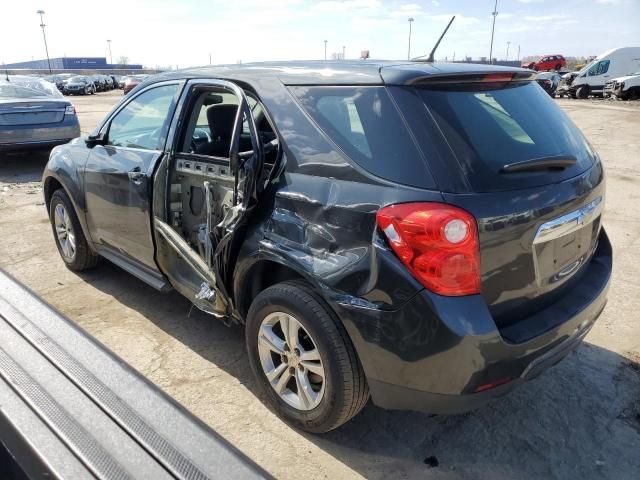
[588,60,609,76]
[316,95,371,158]
[107,84,178,150]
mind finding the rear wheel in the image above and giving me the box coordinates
[246,281,369,433]
[555,63,562,71]
[49,189,100,271]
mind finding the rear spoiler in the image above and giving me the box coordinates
[0,268,270,479]
[405,70,536,86]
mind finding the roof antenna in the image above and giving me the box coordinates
[412,15,456,62]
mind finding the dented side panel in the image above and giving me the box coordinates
[234,172,443,315]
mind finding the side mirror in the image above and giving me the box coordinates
[85,132,106,148]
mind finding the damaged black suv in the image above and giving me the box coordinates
[43,61,611,432]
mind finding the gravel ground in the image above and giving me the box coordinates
[0,90,638,479]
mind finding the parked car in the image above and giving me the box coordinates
[603,71,640,100]
[63,76,96,95]
[93,75,109,92]
[569,47,640,98]
[0,78,80,152]
[535,71,561,96]
[118,76,129,89]
[522,55,566,71]
[42,62,611,432]
[44,73,73,92]
[123,75,148,94]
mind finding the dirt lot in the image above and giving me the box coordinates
[1,90,639,479]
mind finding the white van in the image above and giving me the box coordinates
[570,47,640,98]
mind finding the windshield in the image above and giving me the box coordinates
[410,81,596,192]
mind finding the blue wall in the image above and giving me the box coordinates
[2,57,143,70]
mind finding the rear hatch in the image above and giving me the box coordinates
[386,70,605,331]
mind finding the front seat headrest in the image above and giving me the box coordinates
[207,104,238,140]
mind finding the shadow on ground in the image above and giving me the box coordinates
[78,262,640,480]
[0,151,50,184]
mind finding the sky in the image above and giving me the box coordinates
[2,0,639,68]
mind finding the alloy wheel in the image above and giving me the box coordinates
[54,203,76,260]
[257,312,326,411]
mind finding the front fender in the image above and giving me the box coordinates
[43,141,93,246]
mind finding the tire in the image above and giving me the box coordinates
[49,189,100,271]
[555,63,562,71]
[246,280,369,433]
[575,85,590,99]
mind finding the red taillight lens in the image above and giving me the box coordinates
[482,73,515,83]
[376,202,481,296]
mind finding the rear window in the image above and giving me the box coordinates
[290,86,435,189]
[412,81,596,192]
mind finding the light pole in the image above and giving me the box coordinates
[407,17,414,60]
[342,45,346,60]
[36,10,52,73]
[489,0,498,64]
[506,41,511,61]
[107,39,113,65]
[324,40,328,60]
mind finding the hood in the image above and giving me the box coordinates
[610,73,640,83]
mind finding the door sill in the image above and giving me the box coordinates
[97,247,172,292]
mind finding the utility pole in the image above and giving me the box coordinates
[342,45,346,60]
[36,10,52,73]
[489,0,498,64]
[407,17,414,60]
[517,44,521,61]
[107,39,113,65]
[506,41,511,61]
[209,52,212,65]
[324,40,328,60]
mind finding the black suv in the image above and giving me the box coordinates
[43,61,611,433]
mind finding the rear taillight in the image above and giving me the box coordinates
[376,202,481,296]
[65,105,76,115]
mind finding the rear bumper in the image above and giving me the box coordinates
[333,229,612,414]
[0,122,80,151]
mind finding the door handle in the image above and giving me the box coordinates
[128,167,145,185]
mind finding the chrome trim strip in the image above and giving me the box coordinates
[533,197,603,245]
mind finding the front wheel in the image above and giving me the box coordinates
[575,85,590,99]
[49,189,100,271]
[246,281,369,433]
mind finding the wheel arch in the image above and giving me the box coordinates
[42,148,94,252]
[235,257,308,321]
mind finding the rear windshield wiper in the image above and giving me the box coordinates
[500,155,577,173]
